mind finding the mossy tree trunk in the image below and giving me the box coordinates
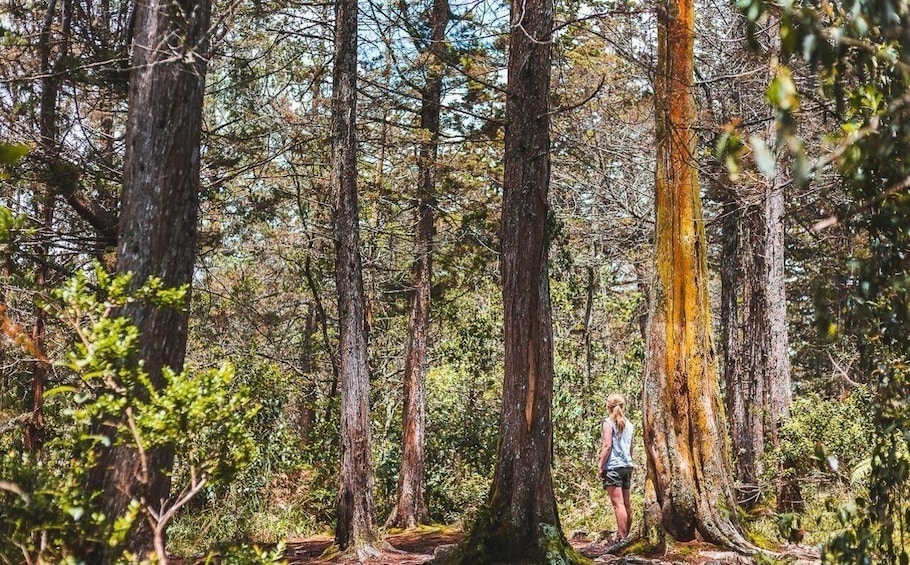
[81,0,211,558]
[448,0,584,561]
[642,0,753,551]
[331,0,379,555]
[387,0,449,531]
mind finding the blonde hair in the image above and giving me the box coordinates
[607,393,626,433]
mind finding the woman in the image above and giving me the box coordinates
[598,393,633,541]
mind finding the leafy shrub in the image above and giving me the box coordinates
[774,389,872,480]
[0,266,278,563]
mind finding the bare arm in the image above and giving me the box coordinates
[598,419,612,474]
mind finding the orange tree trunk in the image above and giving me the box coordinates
[643,0,753,550]
[443,0,584,561]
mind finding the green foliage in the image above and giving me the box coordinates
[0,266,272,563]
[209,543,287,564]
[738,0,910,560]
[0,142,28,182]
[169,361,316,553]
[424,293,502,524]
[775,390,872,477]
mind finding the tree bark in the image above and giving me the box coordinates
[642,0,752,550]
[582,265,595,422]
[331,0,378,555]
[449,0,582,561]
[719,171,791,507]
[721,184,765,492]
[80,0,211,558]
[387,0,449,531]
[765,174,793,510]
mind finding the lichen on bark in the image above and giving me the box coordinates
[643,0,756,552]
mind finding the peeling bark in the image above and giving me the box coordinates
[643,0,753,551]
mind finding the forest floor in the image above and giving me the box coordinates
[271,528,821,564]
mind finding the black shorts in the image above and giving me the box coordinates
[602,466,633,489]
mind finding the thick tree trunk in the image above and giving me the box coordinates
[721,186,766,493]
[719,172,791,508]
[387,0,449,531]
[81,0,211,559]
[331,0,378,555]
[765,175,793,510]
[642,0,752,551]
[720,191,746,484]
[765,177,790,430]
[449,0,582,561]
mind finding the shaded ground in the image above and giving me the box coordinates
[283,529,464,564]
[277,529,821,564]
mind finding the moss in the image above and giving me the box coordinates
[674,544,699,557]
[753,551,798,565]
[318,544,341,560]
[744,528,779,551]
[432,508,591,564]
[538,523,592,565]
[619,537,656,556]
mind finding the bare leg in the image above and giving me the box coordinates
[622,487,632,536]
[607,486,629,538]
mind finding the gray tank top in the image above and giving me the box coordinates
[604,418,634,469]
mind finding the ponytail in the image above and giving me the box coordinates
[607,393,626,434]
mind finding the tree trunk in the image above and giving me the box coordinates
[642,0,752,550]
[721,185,765,494]
[449,0,582,561]
[386,0,448,531]
[80,0,211,558]
[298,303,317,446]
[582,265,595,422]
[25,0,67,454]
[331,0,378,555]
[720,191,744,486]
[719,171,791,508]
[765,174,793,511]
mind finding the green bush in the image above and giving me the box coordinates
[774,389,872,482]
[0,266,279,563]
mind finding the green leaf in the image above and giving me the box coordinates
[766,67,799,111]
[45,385,78,398]
[792,142,810,187]
[0,143,28,165]
[851,457,872,485]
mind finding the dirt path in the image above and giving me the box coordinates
[275,531,820,564]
